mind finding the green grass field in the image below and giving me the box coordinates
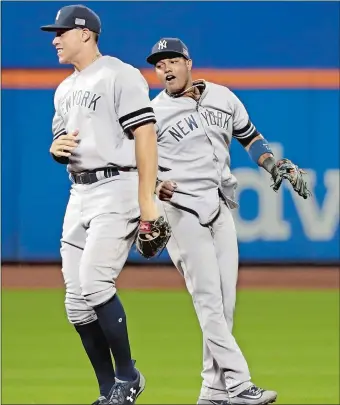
[2,289,339,404]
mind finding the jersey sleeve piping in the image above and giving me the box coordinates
[53,128,67,140]
[232,119,258,139]
[119,107,156,131]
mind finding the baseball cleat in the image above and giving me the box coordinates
[106,368,145,404]
[197,399,231,404]
[91,396,108,405]
[229,385,277,404]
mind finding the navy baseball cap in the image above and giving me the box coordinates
[40,4,101,34]
[146,38,190,65]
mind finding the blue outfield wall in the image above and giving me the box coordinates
[2,1,339,69]
[1,89,339,263]
[1,1,339,263]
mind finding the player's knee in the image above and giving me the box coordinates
[79,274,116,308]
[65,302,97,325]
[196,290,223,307]
[81,287,117,308]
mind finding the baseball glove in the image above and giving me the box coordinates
[271,158,311,199]
[136,216,171,259]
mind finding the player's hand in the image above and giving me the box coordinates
[271,158,311,199]
[50,130,79,157]
[156,180,177,201]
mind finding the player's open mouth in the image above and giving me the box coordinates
[57,48,63,54]
[166,75,176,82]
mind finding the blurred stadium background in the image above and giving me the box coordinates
[1,1,339,404]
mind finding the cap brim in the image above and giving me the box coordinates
[40,24,73,32]
[146,51,189,65]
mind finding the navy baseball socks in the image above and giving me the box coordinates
[94,294,137,382]
[75,320,115,397]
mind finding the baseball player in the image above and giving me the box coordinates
[146,38,310,405]
[40,6,170,405]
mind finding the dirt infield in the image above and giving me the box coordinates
[2,263,339,289]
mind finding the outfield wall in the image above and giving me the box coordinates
[1,1,339,263]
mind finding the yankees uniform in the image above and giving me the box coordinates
[146,38,277,405]
[153,80,251,399]
[53,54,153,321]
[41,5,156,404]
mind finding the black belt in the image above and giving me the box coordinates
[70,166,136,185]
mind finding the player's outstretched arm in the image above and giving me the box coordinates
[243,133,274,170]
[230,90,310,199]
[241,133,311,199]
[132,123,160,220]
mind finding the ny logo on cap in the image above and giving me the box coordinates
[158,40,167,50]
[56,10,61,20]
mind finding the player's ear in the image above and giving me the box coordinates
[187,59,193,72]
[81,28,91,43]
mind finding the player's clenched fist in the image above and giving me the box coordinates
[50,130,79,157]
[156,180,177,201]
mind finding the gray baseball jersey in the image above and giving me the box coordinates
[52,55,156,172]
[153,81,258,397]
[152,80,258,225]
[54,56,156,326]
